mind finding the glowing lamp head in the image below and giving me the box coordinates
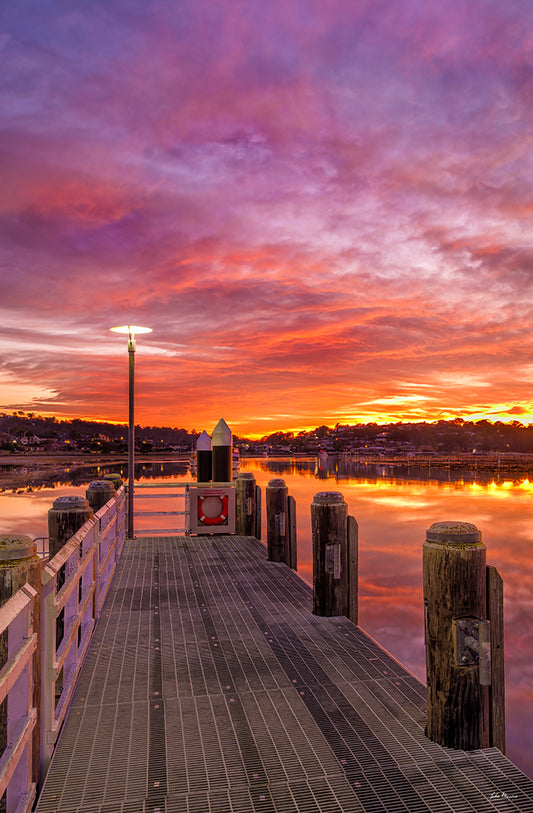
[110,325,152,341]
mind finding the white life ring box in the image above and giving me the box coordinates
[189,486,236,534]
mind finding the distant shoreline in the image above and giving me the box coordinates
[0,452,189,466]
[0,452,190,491]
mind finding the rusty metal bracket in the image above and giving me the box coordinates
[454,617,491,685]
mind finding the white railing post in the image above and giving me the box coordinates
[40,563,57,778]
[38,485,124,780]
[40,521,96,779]
[0,584,38,813]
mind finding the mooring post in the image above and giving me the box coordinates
[423,521,490,750]
[212,419,232,483]
[235,472,257,536]
[312,492,357,622]
[86,480,116,513]
[103,472,124,490]
[266,479,288,562]
[48,496,94,559]
[0,535,42,786]
[487,564,505,752]
[347,515,358,625]
[255,485,262,540]
[196,430,212,482]
[287,495,297,570]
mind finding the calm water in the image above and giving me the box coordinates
[1,455,532,779]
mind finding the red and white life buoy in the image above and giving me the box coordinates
[198,493,229,525]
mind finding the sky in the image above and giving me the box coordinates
[2,0,533,438]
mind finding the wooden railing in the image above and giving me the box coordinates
[0,584,38,813]
[40,487,126,775]
[0,485,126,808]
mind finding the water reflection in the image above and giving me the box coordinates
[242,457,533,779]
[1,455,531,778]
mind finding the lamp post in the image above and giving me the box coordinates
[110,325,152,538]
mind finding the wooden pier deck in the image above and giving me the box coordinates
[35,534,533,813]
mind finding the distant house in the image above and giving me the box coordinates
[19,434,41,447]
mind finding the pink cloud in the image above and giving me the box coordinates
[1,0,533,433]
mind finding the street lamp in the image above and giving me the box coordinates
[110,325,152,538]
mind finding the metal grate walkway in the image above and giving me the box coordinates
[36,535,533,813]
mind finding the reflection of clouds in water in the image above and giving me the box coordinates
[355,495,436,509]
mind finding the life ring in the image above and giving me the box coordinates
[198,494,229,525]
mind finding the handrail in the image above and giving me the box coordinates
[0,583,38,813]
[40,486,126,777]
[132,480,190,535]
[132,480,236,535]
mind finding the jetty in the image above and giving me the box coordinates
[1,475,533,813]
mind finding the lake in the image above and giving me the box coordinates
[1,454,532,779]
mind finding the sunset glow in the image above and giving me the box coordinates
[2,1,533,436]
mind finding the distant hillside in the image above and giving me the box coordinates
[259,418,533,454]
[0,412,195,453]
[2,412,533,454]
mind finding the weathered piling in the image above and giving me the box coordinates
[423,521,490,750]
[266,479,288,562]
[212,419,232,482]
[48,496,93,559]
[0,535,42,784]
[196,431,212,482]
[235,473,257,536]
[487,565,505,752]
[311,492,358,623]
[86,480,115,513]
[255,484,262,541]
[347,515,358,625]
[266,479,297,567]
[287,495,297,570]
[103,472,123,490]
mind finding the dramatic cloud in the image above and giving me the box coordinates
[2,0,533,435]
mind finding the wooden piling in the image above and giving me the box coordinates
[103,473,124,490]
[287,495,297,570]
[0,535,42,785]
[86,480,115,513]
[487,565,505,752]
[235,473,257,536]
[255,485,262,541]
[347,515,358,625]
[423,521,489,750]
[266,479,289,563]
[312,492,357,620]
[48,496,93,559]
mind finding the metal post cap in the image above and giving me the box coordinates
[0,534,36,560]
[426,521,481,545]
[196,430,212,450]
[212,419,232,445]
[237,472,255,480]
[267,478,287,488]
[313,491,345,504]
[51,495,91,511]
